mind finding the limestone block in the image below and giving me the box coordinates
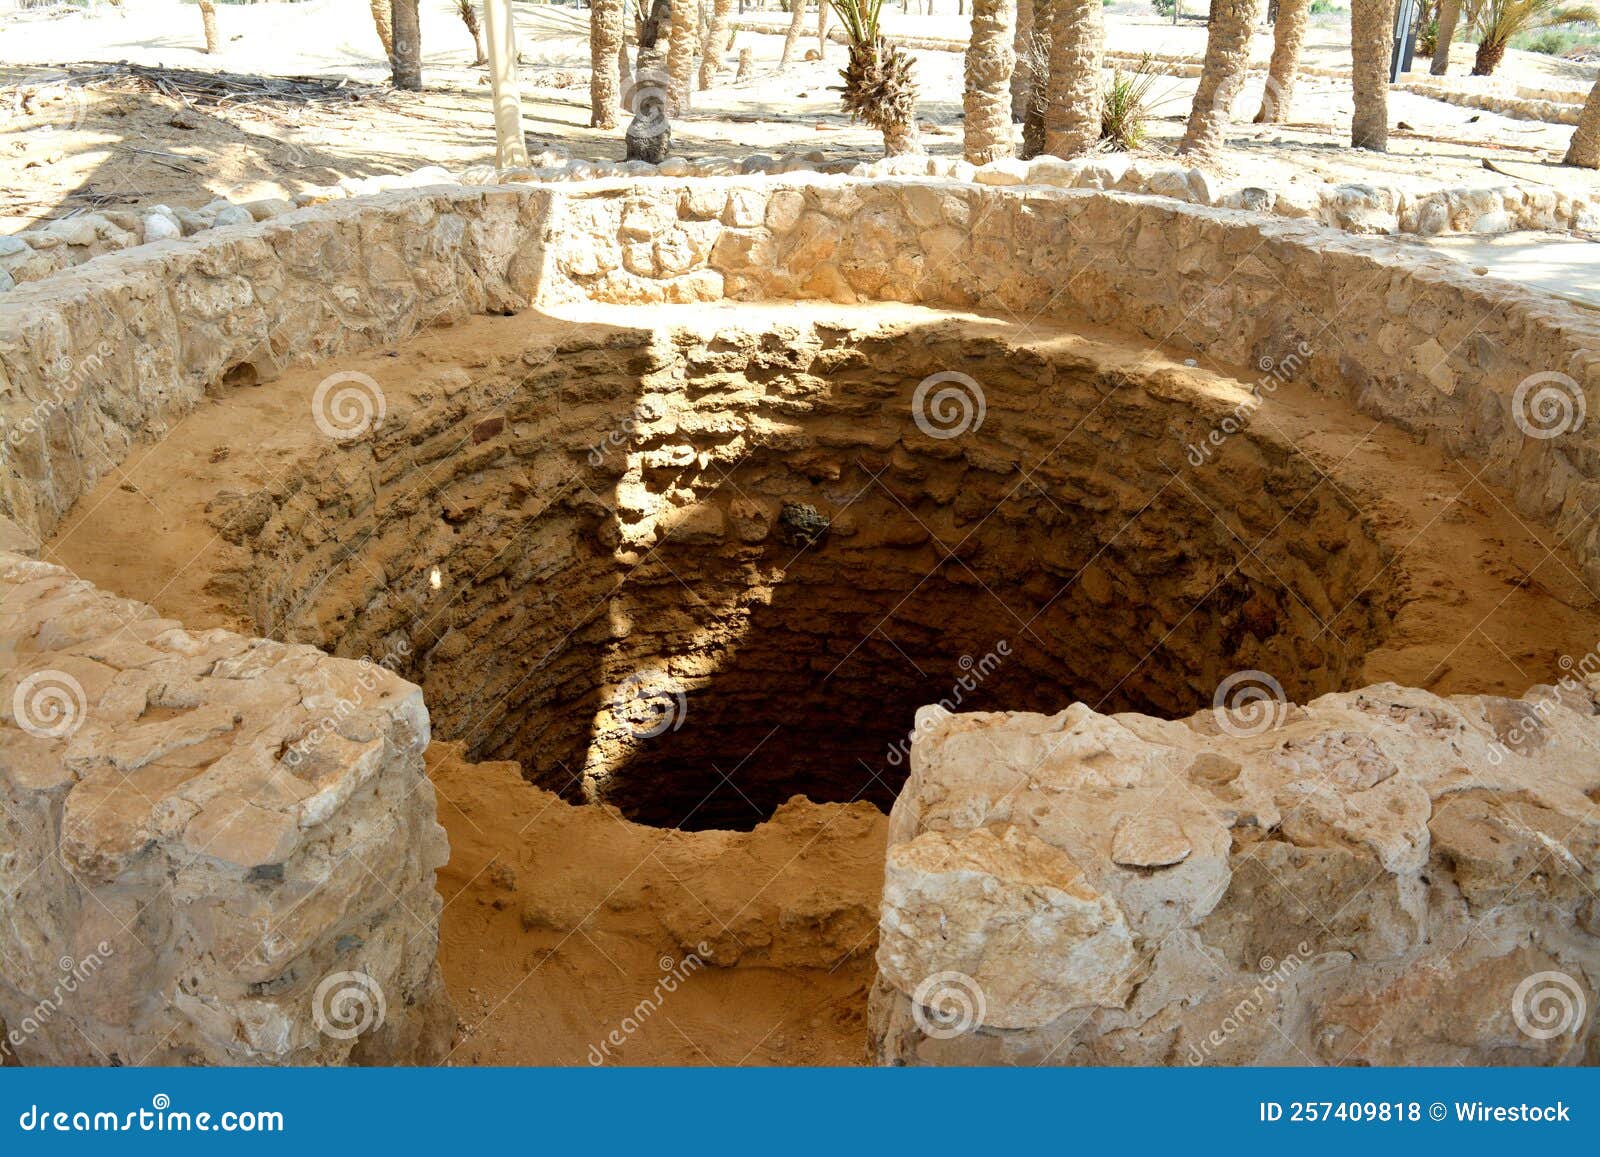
[873,687,1600,1065]
[0,553,452,1066]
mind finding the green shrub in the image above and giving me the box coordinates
[1101,52,1164,151]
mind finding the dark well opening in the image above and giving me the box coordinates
[228,312,1395,831]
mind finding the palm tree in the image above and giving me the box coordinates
[1566,77,1600,166]
[198,0,220,53]
[781,0,809,68]
[1349,0,1393,149]
[1430,0,1461,71]
[591,0,625,128]
[391,0,423,89]
[965,0,1018,162]
[1254,0,1309,122]
[370,0,396,57]
[1179,0,1261,155]
[1044,0,1102,157]
[1464,0,1598,75]
[830,0,923,155]
[1010,0,1034,121]
[455,0,487,64]
[700,0,734,87]
[668,0,698,113]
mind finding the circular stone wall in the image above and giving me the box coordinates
[7,180,1600,1068]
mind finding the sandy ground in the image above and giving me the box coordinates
[4,0,1600,233]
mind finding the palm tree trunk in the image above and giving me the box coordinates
[198,0,220,53]
[619,30,632,88]
[1429,0,1458,74]
[1472,35,1506,75]
[1564,77,1600,167]
[370,0,396,57]
[965,0,1018,162]
[591,0,625,127]
[781,0,807,68]
[1022,0,1051,157]
[1178,0,1260,155]
[817,0,829,58]
[882,117,921,156]
[1253,0,1308,122]
[700,0,733,88]
[1043,0,1103,158]
[668,0,698,114]
[1350,0,1394,149]
[391,0,423,89]
[1010,0,1033,122]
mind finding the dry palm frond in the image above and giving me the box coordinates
[840,34,918,131]
[827,0,919,147]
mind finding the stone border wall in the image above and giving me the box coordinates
[5,177,1600,570]
[0,541,451,1064]
[3,178,1600,1064]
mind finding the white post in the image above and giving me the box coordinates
[483,0,529,168]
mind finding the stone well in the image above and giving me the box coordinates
[2,175,1598,1065]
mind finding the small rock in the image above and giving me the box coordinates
[1111,816,1192,868]
[241,198,294,221]
[777,501,830,548]
[142,213,182,243]
[974,157,1030,187]
[1185,166,1219,205]
[213,205,254,227]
